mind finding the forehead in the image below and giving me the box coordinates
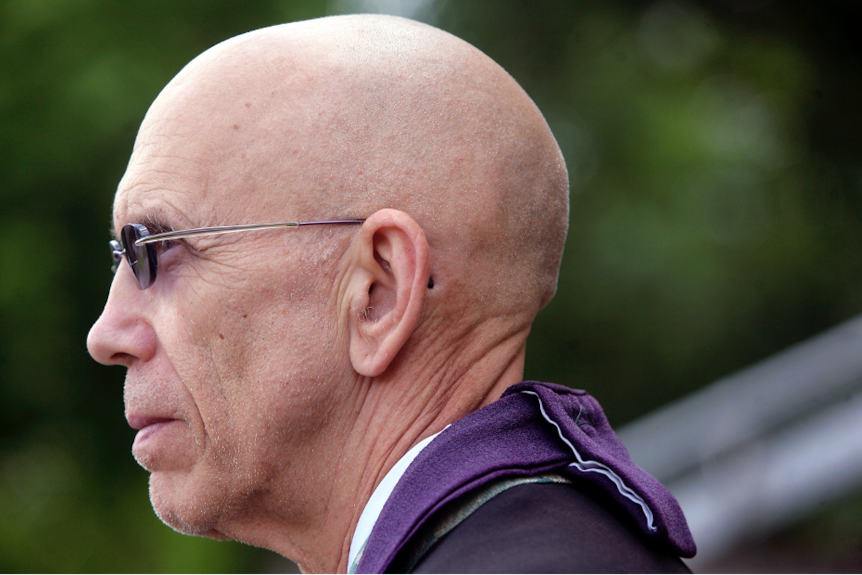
[112,25,428,234]
[113,84,307,234]
[113,117,213,234]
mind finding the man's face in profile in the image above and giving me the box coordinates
[88,75,352,537]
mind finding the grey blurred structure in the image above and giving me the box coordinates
[619,314,862,570]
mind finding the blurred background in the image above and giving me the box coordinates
[1,0,861,571]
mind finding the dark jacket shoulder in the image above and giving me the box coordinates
[411,482,691,574]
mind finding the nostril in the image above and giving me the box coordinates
[110,352,136,366]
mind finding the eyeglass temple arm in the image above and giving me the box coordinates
[135,220,365,246]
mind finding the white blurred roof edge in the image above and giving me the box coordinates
[618,313,862,568]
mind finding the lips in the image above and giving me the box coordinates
[132,416,172,436]
[128,414,174,431]
[124,378,197,471]
[127,415,184,456]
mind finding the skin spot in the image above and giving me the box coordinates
[219,333,225,339]
[245,102,252,107]
[233,124,240,130]
[243,314,248,319]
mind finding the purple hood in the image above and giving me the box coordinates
[357,381,696,573]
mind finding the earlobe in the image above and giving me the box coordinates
[346,209,430,377]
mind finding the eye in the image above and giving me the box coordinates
[141,222,178,254]
[155,239,177,253]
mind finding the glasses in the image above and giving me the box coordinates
[110,219,365,289]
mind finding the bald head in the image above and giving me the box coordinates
[130,14,568,324]
[92,15,570,569]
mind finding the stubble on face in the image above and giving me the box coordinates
[112,58,359,542]
[125,228,351,538]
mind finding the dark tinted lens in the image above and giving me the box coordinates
[120,224,157,289]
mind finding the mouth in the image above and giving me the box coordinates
[128,414,175,431]
[125,411,194,472]
[127,415,180,450]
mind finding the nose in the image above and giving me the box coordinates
[87,268,157,367]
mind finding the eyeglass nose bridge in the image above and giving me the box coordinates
[110,239,125,273]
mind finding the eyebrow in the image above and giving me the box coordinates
[110,212,177,241]
[143,214,176,235]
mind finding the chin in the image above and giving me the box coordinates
[149,471,224,538]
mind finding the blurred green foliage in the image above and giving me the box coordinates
[460,0,862,423]
[1,0,861,571]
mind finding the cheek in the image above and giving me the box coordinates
[164,248,348,418]
[174,280,344,425]
[144,264,352,530]
[165,284,266,391]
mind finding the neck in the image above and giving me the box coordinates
[224,326,529,573]
[330,325,529,571]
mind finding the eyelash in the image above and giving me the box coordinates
[143,221,178,252]
[155,239,177,253]
[145,221,172,235]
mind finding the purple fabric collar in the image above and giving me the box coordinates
[356,381,696,573]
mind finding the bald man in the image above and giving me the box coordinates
[87,14,695,574]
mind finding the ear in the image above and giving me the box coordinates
[345,209,430,377]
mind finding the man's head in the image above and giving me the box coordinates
[87,14,567,571]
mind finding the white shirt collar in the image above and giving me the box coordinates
[348,430,443,572]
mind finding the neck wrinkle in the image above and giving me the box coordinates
[332,317,530,573]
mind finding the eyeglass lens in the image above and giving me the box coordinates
[120,223,157,289]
